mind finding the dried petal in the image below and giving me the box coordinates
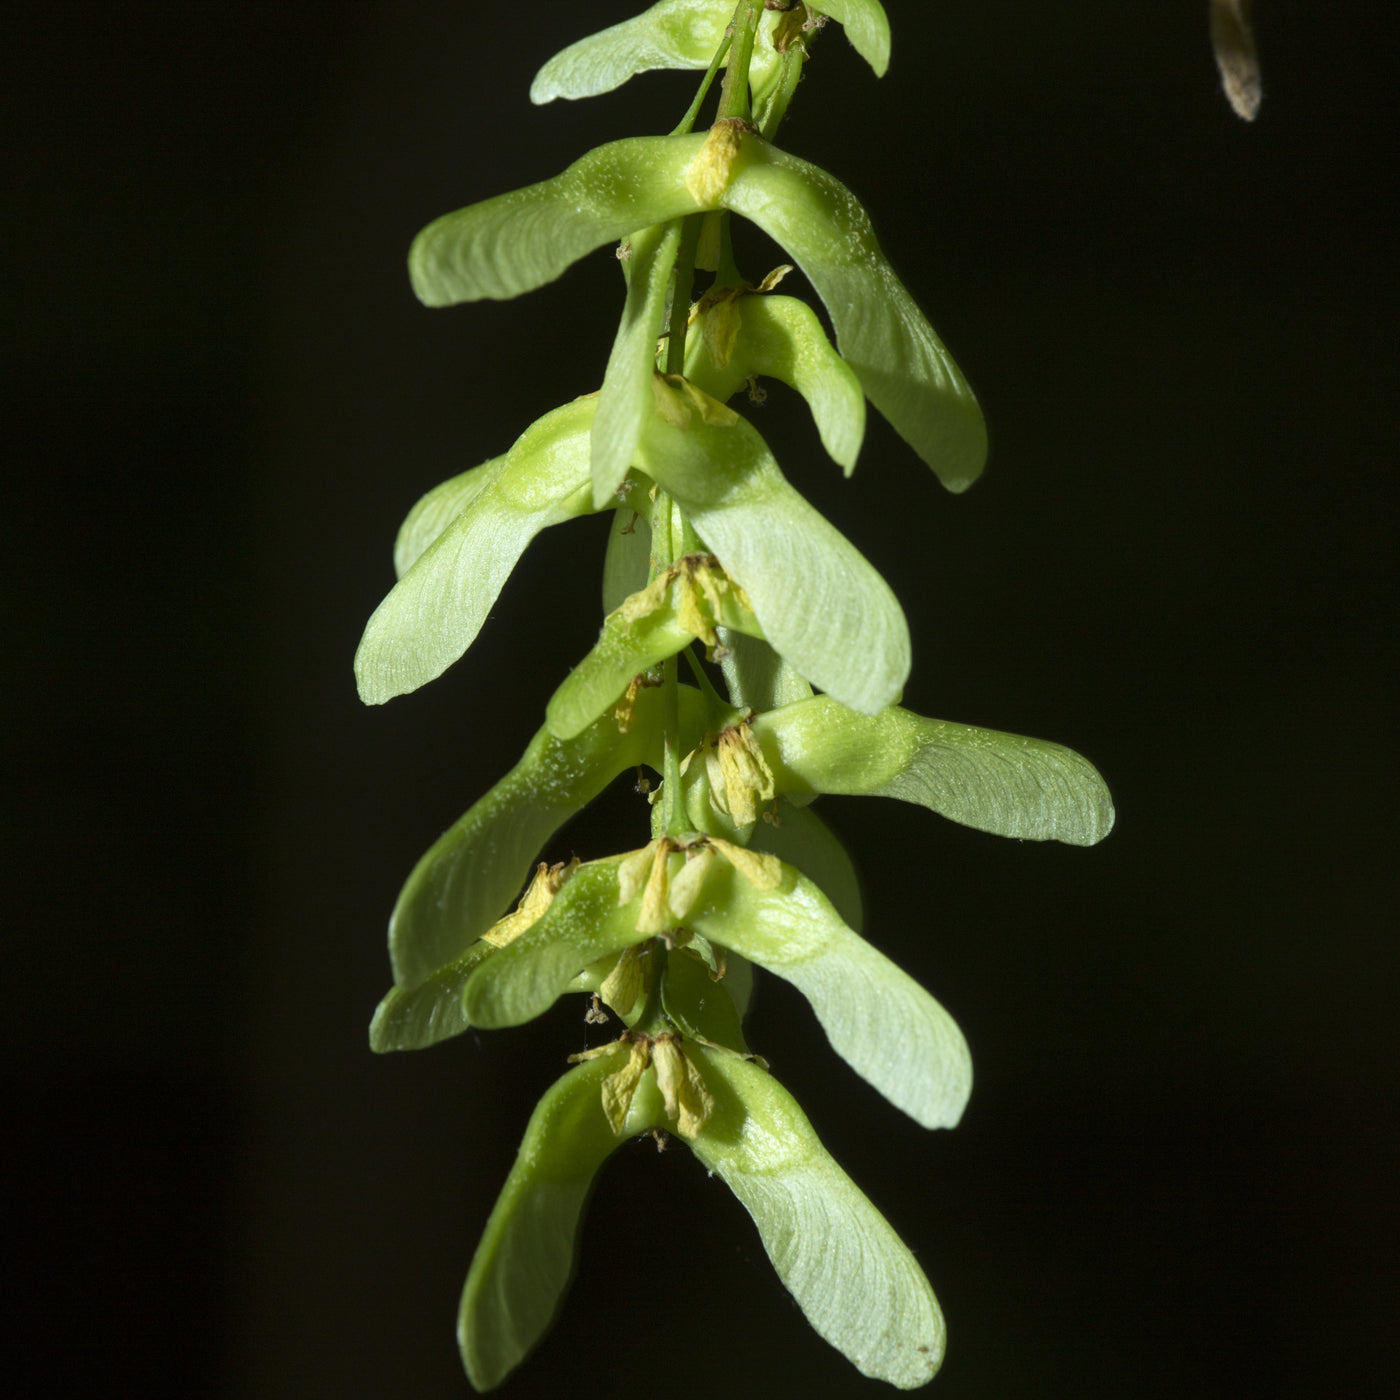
[600,1036,653,1134]
[598,944,647,1017]
[480,859,578,947]
[617,841,659,906]
[666,843,717,921]
[708,835,783,890]
[716,721,776,826]
[636,839,674,933]
[651,1035,715,1136]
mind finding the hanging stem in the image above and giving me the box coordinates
[653,3,762,841]
[665,215,703,378]
[717,1,761,122]
[660,652,685,835]
[756,14,819,141]
[670,30,733,136]
[644,490,687,838]
[633,938,671,1036]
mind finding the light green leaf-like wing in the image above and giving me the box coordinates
[460,842,964,1127]
[815,1,893,79]
[600,486,654,613]
[369,942,495,1052]
[392,455,505,578]
[660,943,750,1052]
[530,1,783,105]
[746,798,864,933]
[459,1050,657,1392]
[685,293,866,473]
[592,222,679,507]
[355,399,595,706]
[756,697,1116,846]
[716,630,814,711]
[722,145,984,491]
[689,858,971,1129]
[639,410,909,715]
[546,566,762,741]
[388,687,705,988]
[462,861,647,1029]
[685,1050,943,1388]
[410,132,982,492]
[461,851,756,1033]
[722,950,755,1022]
[409,136,702,306]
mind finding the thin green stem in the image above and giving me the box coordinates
[679,513,705,557]
[632,941,671,1036]
[648,490,674,581]
[717,1,761,122]
[665,215,703,377]
[682,645,728,712]
[653,5,763,848]
[756,18,819,142]
[670,30,732,136]
[661,653,685,835]
[646,499,686,837]
[713,214,743,288]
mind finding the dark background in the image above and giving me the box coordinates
[6,2,1397,1397]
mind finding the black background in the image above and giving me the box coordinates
[6,3,1397,1397]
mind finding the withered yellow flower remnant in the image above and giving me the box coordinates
[618,551,752,659]
[708,834,782,891]
[685,116,752,204]
[689,265,793,371]
[598,943,647,1017]
[600,1035,652,1133]
[619,836,675,934]
[665,843,716,923]
[705,718,777,826]
[571,1031,715,1137]
[650,1034,715,1137]
[480,858,578,947]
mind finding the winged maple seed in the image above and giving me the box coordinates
[360,1,1113,1390]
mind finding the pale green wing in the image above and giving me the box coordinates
[409,134,983,492]
[462,862,647,1029]
[369,942,495,1052]
[715,630,814,712]
[355,399,595,705]
[746,798,864,933]
[600,485,654,613]
[660,942,751,1052]
[724,950,755,1021]
[592,222,679,507]
[530,1,782,104]
[409,136,704,307]
[689,859,971,1129]
[756,698,1117,846]
[639,411,909,715]
[459,1052,659,1392]
[685,1051,944,1388]
[545,609,708,743]
[392,455,505,577]
[387,687,703,989]
[684,293,866,474]
[723,144,985,492]
[546,572,761,741]
[815,1,893,79]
